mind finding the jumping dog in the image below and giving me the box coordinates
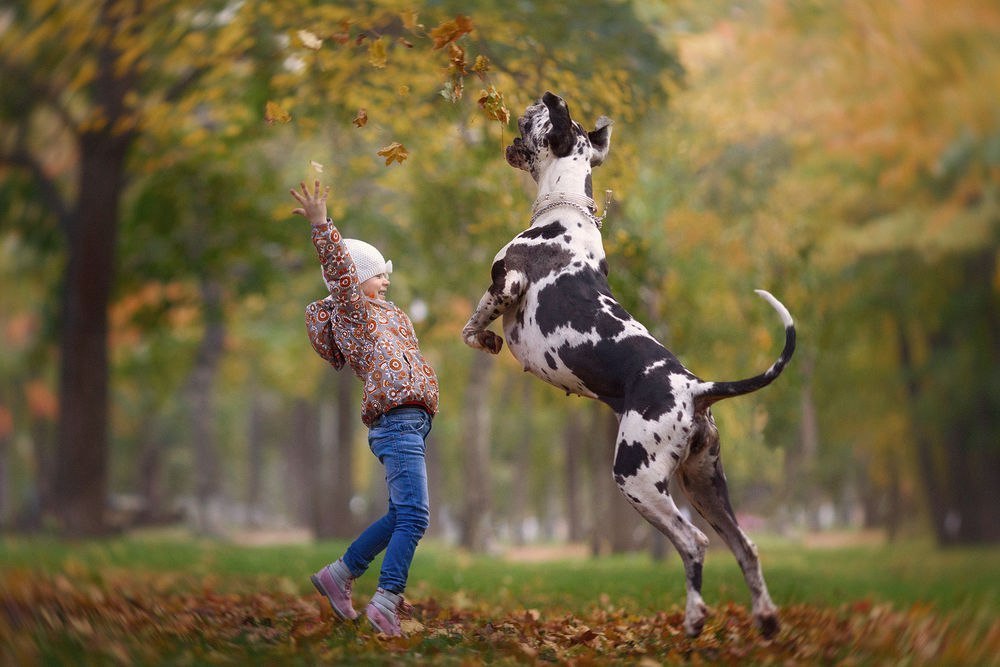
[462,92,795,638]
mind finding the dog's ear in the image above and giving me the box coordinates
[588,116,613,167]
[542,91,576,158]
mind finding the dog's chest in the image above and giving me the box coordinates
[498,217,649,397]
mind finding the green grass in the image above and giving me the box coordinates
[2,531,997,614]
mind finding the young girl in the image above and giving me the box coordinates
[291,180,439,637]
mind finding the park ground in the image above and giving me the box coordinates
[1,530,998,665]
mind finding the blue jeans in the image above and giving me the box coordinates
[342,407,432,594]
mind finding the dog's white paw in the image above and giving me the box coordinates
[462,329,503,354]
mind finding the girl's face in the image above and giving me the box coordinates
[361,273,390,300]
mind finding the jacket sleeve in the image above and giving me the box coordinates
[305,297,346,370]
[311,220,367,323]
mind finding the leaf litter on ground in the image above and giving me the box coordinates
[2,571,997,665]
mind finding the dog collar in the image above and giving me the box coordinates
[530,192,606,229]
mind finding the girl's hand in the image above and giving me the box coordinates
[290,180,330,225]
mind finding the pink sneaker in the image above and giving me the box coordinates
[365,588,412,637]
[310,560,358,621]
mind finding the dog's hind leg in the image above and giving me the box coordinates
[612,411,710,637]
[677,412,780,638]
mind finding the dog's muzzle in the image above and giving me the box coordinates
[505,137,532,170]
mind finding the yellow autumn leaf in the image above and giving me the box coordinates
[472,54,491,78]
[377,142,408,165]
[297,29,322,50]
[264,101,291,125]
[368,37,387,68]
[478,86,509,124]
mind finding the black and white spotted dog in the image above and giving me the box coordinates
[462,92,795,639]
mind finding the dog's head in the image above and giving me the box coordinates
[505,91,613,182]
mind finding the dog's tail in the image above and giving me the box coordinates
[692,290,795,408]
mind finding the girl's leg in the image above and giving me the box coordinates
[368,408,432,594]
[341,509,395,577]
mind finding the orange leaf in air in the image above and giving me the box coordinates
[377,142,409,166]
[430,15,473,49]
[353,108,368,128]
[448,42,467,75]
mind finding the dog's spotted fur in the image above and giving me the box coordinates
[463,92,795,638]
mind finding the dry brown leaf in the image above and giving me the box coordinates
[377,142,408,165]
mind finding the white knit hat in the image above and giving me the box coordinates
[344,239,392,283]
[321,239,393,292]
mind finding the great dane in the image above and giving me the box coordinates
[462,92,795,638]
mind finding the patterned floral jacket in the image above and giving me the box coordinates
[304,221,439,427]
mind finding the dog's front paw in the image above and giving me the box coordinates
[462,328,503,354]
[477,330,503,355]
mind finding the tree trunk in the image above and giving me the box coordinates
[896,319,951,544]
[52,0,138,535]
[188,280,225,536]
[245,387,266,529]
[425,430,443,538]
[53,129,129,536]
[318,369,356,539]
[288,398,321,533]
[136,417,165,524]
[563,407,584,542]
[510,377,534,545]
[588,403,608,556]
[458,352,495,552]
[29,414,56,527]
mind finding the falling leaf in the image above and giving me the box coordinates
[397,84,410,97]
[297,29,322,50]
[478,86,510,124]
[377,142,408,165]
[368,36,387,68]
[264,101,291,125]
[331,20,351,45]
[352,108,368,127]
[310,160,323,173]
[398,37,413,48]
[401,10,421,32]
[472,55,491,79]
[430,15,473,49]
[441,80,463,103]
[448,42,467,75]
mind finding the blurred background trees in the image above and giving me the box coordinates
[1,0,996,547]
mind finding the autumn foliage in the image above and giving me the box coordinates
[1,569,996,665]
